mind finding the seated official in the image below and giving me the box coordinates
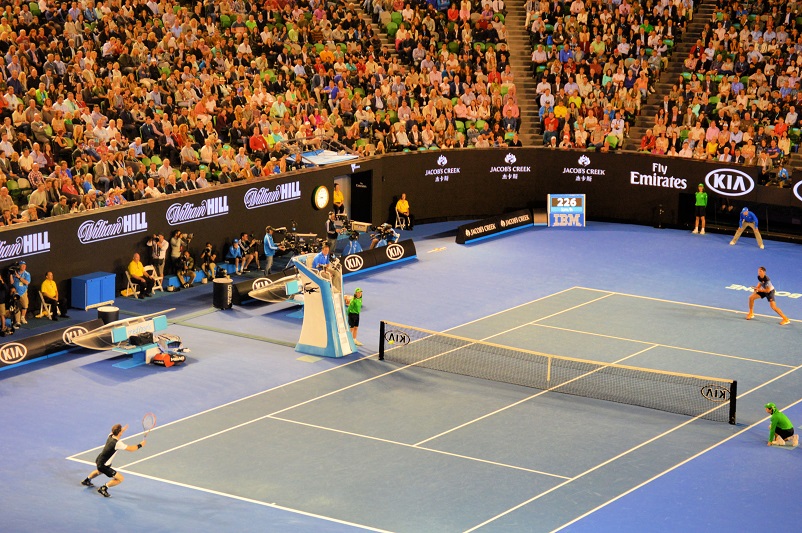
[40,271,69,321]
[332,183,345,215]
[127,253,155,298]
[312,243,332,274]
[395,193,414,230]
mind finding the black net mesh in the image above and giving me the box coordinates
[380,322,736,424]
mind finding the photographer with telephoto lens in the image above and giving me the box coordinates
[200,243,217,281]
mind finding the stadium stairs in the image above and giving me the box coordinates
[505,0,538,146]
[625,1,718,150]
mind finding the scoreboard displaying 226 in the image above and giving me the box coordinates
[548,194,586,227]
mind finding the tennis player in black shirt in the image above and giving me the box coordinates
[81,423,146,497]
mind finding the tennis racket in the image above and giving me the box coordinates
[142,412,157,438]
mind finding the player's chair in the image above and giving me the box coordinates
[36,290,52,319]
[395,209,406,230]
[124,271,141,298]
[144,265,163,292]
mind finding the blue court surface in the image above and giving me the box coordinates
[1,221,801,532]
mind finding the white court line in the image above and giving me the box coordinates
[529,323,795,369]
[575,286,798,322]
[552,395,802,532]
[463,362,802,533]
[90,292,616,470]
[67,287,582,460]
[415,345,660,447]
[439,286,588,331]
[268,415,570,480]
[66,458,389,533]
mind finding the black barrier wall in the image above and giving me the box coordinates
[0,174,333,299]
[2,149,801,301]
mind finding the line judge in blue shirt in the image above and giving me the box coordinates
[263,226,283,275]
[730,207,764,249]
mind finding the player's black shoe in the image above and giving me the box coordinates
[81,478,94,487]
[98,486,110,497]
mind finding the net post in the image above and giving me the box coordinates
[728,380,737,425]
[379,321,385,361]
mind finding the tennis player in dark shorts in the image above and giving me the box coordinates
[747,267,791,325]
[81,423,146,497]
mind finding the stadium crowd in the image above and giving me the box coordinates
[0,0,523,226]
[527,0,801,186]
[2,0,800,228]
[527,0,693,151]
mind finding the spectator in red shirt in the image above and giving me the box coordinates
[542,112,560,145]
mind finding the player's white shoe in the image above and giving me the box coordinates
[760,245,765,249]
[700,229,705,234]
[729,241,735,245]
[692,228,698,234]
[792,435,799,447]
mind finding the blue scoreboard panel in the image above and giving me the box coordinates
[547,194,586,227]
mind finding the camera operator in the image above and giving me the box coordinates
[0,272,19,336]
[40,271,70,321]
[176,250,197,288]
[325,211,343,252]
[200,242,217,281]
[147,233,169,278]
[369,223,400,250]
[239,232,261,273]
[343,231,363,256]
[263,226,285,275]
[169,230,192,272]
[10,261,31,325]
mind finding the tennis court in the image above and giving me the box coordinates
[66,287,801,532]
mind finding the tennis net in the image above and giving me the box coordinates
[379,321,737,424]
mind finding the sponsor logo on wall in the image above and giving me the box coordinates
[794,180,802,202]
[563,155,606,182]
[77,213,148,244]
[631,163,688,190]
[465,224,496,237]
[551,213,583,226]
[243,181,302,209]
[63,326,89,344]
[166,196,229,225]
[385,243,405,260]
[0,342,27,365]
[0,231,51,261]
[343,254,364,271]
[489,153,532,180]
[251,278,273,290]
[704,168,754,196]
[425,154,461,182]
